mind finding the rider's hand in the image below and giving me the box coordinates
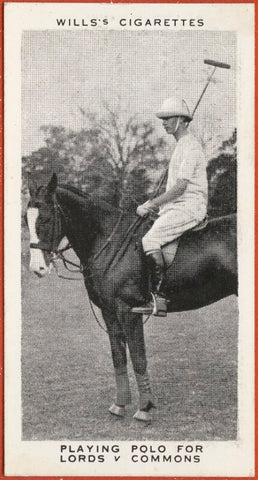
[136,201,157,218]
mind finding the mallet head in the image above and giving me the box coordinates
[204,59,231,69]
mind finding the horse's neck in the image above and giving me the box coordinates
[56,188,121,259]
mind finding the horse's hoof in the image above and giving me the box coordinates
[108,403,125,417]
[133,409,152,422]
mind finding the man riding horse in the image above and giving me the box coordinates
[27,62,235,422]
[132,96,208,317]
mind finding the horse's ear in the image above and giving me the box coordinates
[28,173,37,198]
[46,173,58,196]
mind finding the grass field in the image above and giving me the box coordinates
[22,243,238,441]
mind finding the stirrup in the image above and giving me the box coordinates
[152,292,167,317]
[131,293,167,317]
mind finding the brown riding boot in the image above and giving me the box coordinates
[131,250,168,317]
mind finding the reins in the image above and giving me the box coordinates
[50,250,84,280]
[101,168,168,273]
[29,173,169,330]
[42,168,168,273]
[102,215,144,274]
[93,211,124,261]
[52,207,125,279]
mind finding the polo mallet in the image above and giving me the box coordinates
[192,59,231,117]
[152,59,231,197]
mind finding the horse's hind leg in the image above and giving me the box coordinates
[116,301,155,422]
[102,309,131,417]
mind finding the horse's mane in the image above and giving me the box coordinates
[57,184,120,214]
[57,184,236,227]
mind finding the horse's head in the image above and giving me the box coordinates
[27,173,61,277]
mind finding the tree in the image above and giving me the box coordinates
[78,105,168,207]
[207,129,237,216]
[22,105,169,208]
[190,113,224,160]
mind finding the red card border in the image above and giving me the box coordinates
[0,0,255,479]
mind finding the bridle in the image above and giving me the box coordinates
[29,170,167,275]
[28,195,125,278]
[28,192,152,329]
[29,196,84,278]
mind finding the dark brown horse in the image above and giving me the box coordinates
[27,174,237,421]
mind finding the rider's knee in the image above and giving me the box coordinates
[142,233,161,253]
[142,234,148,252]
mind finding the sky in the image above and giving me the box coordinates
[22,30,236,157]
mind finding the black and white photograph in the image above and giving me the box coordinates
[4,2,254,476]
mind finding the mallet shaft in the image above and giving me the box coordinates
[192,66,217,117]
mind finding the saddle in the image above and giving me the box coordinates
[162,216,208,266]
[191,216,209,232]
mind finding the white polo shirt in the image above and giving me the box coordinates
[160,132,208,219]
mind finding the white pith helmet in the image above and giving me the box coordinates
[156,97,192,121]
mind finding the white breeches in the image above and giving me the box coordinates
[142,208,204,253]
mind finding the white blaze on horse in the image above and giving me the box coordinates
[26,174,237,422]
[27,207,50,276]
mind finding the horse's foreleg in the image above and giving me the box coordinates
[113,364,131,407]
[102,310,131,415]
[116,302,155,421]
